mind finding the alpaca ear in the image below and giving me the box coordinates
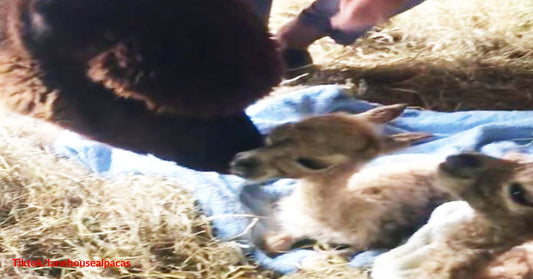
[382,132,432,152]
[358,104,408,124]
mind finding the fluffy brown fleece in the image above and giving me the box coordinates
[0,0,282,172]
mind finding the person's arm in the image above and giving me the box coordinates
[331,0,412,31]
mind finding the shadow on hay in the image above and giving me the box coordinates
[287,60,533,111]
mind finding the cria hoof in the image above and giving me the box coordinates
[263,233,294,254]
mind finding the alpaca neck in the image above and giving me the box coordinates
[296,163,359,203]
[444,214,533,278]
[460,210,533,247]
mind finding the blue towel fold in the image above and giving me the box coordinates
[54,85,533,274]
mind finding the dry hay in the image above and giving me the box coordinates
[0,112,367,279]
[270,0,533,111]
[281,249,368,279]
[0,113,273,279]
[1,0,532,279]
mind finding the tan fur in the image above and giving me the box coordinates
[372,153,533,279]
[272,161,445,252]
[477,154,533,279]
[230,104,448,253]
[233,106,533,277]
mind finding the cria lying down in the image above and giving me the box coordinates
[231,104,450,253]
[372,152,533,279]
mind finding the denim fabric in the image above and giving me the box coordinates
[298,0,426,45]
[56,85,533,274]
[248,0,273,22]
[250,0,425,45]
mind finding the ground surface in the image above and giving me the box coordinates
[271,0,533,111]
[0,0,532,278]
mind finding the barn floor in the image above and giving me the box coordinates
[0,0,532,278]
[270,0,533,111]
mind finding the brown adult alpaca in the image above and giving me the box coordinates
[0,0,282,172]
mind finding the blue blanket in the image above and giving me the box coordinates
[54,85,533,274]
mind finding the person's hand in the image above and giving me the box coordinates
[331,0,411,31]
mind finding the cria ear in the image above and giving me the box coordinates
[382,132,432,152]
[359,104,408,124]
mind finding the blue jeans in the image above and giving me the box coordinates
[249,0,425,45]
[250,0,273,22]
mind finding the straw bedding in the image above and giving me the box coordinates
[272,0,533,111]
[0,114,273,278]
[0,0,532,278]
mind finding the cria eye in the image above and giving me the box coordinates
[295,158,330,170]
[509,183,533,207]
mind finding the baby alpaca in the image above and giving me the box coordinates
[479,241,533,279]
[0,0,282,172]
[230,104,449,253]
[372,152,533,279]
